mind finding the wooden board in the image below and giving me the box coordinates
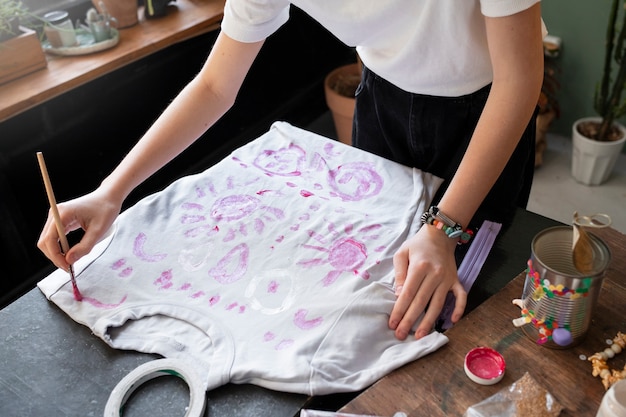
[340,227,626,417]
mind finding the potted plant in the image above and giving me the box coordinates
[0,0,27,42]
[324,53,361,146]
[0,0,47,85]
[92,0,138,29]
[535,35,562,168]
[572,0,626,185]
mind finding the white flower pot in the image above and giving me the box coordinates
[571,117,626,185]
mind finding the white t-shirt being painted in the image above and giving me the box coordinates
[222,0,542,96]
[39,122,447,395]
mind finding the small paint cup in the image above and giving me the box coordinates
[464,347,506,385]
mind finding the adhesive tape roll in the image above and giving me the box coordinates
[104,358,207,416]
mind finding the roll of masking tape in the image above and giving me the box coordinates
[104,358,207,416]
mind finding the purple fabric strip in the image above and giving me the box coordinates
[438,220,502,330]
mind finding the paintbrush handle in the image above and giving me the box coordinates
[36,152,71,254]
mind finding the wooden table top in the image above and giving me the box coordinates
[0,0,224,123]
[340,227,626,417]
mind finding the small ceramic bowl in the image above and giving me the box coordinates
[464,347,506,385]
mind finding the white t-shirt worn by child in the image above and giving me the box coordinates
[222,0,542,97]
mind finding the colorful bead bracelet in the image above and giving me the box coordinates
[420,206,473,244]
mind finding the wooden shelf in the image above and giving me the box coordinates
[0,0,224,123]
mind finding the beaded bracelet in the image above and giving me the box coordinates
[588,331,626,390]
[420,206,474,244]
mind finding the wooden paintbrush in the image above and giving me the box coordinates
[36,152,83,301]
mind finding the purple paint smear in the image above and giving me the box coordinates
[83,295,128,309]
[211,195,260,222]
[133,233,167,262]
[208,243,249,284]
[294,309,323,330]
[154,269,173,290]
[253,144,306,176]
[328,162,383,201]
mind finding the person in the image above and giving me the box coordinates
[38,1,544,341]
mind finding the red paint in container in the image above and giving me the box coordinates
[464,347,506,385]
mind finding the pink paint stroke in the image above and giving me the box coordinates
[294,309,323,330]
[111,259,133,278]
[275,339,294,350]
[211,195,259,222]
[328,238,367,271]
[180,214,206,224]
[184,225,219,238]
[253,144,306,176]
[133,233,167,262]
[267,280,279,293]
[209,243,249,284]
[182,202,204,210]
[112,259,126,269]
[328,162,384,202]
[194,186,206,198]
[323,142,341,156]
[358,224,383,240]
[322,270,343,287]
[83,295,128,309]
[154,269,173,290]
[118,268,133,278]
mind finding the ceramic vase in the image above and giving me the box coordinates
[93,0,138,28]
[324,63,360,146]
[572,117,626,185]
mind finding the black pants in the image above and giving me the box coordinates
[352,65,536,227]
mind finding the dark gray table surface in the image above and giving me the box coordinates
[0,208,560,417]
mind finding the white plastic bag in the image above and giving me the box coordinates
[464,372,563,417]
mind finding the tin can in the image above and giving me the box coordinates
[519,226,611,348]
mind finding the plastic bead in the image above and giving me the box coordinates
[552,328,573,346]
[420,206,473,245]
[604,348,616,359]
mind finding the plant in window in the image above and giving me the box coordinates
[0,0,28,42]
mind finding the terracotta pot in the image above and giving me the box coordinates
[535,109,556,168]
[324,63,360,146]
[93,0,138,28]
[572,117,626,185]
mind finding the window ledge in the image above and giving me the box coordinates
[0,0,224,123]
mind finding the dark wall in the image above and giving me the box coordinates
[0,7,355,308]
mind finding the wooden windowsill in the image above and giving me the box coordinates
[0,0,224,123]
